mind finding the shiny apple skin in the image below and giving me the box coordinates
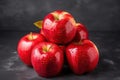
[31,42,64,77]
[73,23,88,42]
[66,40,99,75]
[42,10,76,44]
[17,33,46,66]
[40,29,45,37]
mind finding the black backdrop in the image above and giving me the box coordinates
[0,0,120,31]
[1,1,120,80]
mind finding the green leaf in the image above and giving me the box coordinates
[33,20,43,29]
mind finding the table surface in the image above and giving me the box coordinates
[0,31,120,80]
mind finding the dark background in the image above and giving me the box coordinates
[0,0,120,80]
[0,0,120,31]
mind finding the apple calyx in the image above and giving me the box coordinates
[52,13,59,20]
[42,45,52,53]
[34,20,43,29]
[28,32,37,40]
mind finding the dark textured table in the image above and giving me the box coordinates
[0,31,120,80]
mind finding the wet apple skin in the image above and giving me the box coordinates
[31,42,64,77]
[66,40,99,75]
[17,33,46,66]
[42,11,76,44]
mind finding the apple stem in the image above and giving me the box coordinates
[43,45,52,53]
[28,32,33,40]
[55,16,59,20]
[76,23,80,26]
[47,45,52,51]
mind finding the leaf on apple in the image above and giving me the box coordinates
[34,20,43,29]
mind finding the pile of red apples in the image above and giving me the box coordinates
[17,10,99,78]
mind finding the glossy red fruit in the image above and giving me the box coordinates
[66,40,99,75]
[42,10,76,44]
[17,32,46,66]
[73,23,88,42]
[40,29,45,37]
[31,42,64,77]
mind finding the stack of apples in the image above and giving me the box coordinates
[17,10,99,78]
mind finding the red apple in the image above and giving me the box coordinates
[42,10,76,44]
[40,29,44,35]
[73,23,88,42]
[31,42,64,77]
[17,32,46,66]
[66,40,99,75]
